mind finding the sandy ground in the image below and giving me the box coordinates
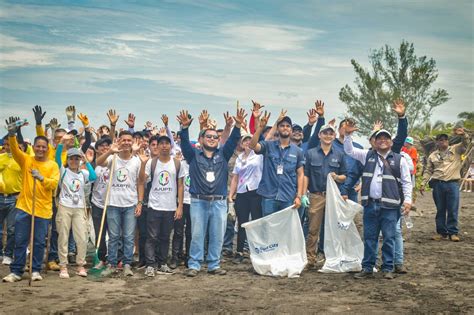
[0,192,473,314]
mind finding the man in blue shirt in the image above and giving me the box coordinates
[178,108,245,277]
[302,123,347,267]
[250,111,304,216]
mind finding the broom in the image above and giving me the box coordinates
[89,154,116,276]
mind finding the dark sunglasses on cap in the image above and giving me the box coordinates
[205,134,219,140]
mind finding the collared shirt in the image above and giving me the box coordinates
[423,136,469,183]
[0,153,23,194]
[304,145,347,193]
[256,140,304,202]
[180,126,240,196]
[233,150,263,194]
[344,135,412,204]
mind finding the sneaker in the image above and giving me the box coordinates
[48,261,61,271]
[2,256,13,265]
[449,235,461,242]
[136,261,147,270]
[354,270,374,279]
[232,253,244,265]
[316,253,326,263]
[117,261,123,270]
[123,264,134,276]
[169,258,178,270]
[383,271,395,279]
[156,264,175,274]
[68,253,76,265]
[394,264,407,274]
[93,261,105,269]
[185,268,199,277]
[59,267,70,279]
[76,266,88,277]
[432,234,448,241]
[31,272,43,281]
[101,265,116,277]
[222,249,233,258]
[2,273,22,283]
[208,268,227,275]
[145,266,155,277]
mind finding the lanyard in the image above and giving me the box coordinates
[278,144,290,164]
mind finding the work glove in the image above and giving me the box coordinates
[66,105,76,124]
[301,195,310,208]
[5,116,20,136]
[31,169,44,182]
[32,105,46,125]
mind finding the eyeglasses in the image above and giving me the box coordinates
[205,135,219,140]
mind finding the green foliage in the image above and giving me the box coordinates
[340,40,449,136]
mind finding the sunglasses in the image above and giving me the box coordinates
[205,135,219,140]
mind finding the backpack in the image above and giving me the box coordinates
[146,157,181,202]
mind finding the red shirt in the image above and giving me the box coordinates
[402,146,418,174]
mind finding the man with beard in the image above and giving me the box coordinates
[250,111,304,216]
[177,108,245,277]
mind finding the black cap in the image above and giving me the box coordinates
[277,116,292,127]
[436,133,449,141]
[292,124,303,132]
[157,135,171,143]
[95,136,112,150]
[133,131,144,138]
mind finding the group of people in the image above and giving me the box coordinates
[0,100,470,282]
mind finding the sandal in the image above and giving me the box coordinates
[59,267,70,279]
[76,266,88,277]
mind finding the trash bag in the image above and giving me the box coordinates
[319,176,364,273]
[242,206,307,278]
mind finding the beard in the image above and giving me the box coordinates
[279,133,290,139]
[202,143,217,152]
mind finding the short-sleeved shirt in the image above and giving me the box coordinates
[106,155,141,207]
[256,140,304,202]
[145,158,184,211]
[58,167,91,208]
[304,145,347,193]
[92,165,110,209]
[233,150,264,194]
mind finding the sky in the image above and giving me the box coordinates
[0,0,473,140]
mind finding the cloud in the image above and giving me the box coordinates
[220,23,324,51]
[0,50,54,68]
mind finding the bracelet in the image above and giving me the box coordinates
[110,124,116,127]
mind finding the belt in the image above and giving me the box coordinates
[2,192,19,198]
[432,179,459,183]
[310,191,326,196]
[191,194,226,201]
[369,198,382,203]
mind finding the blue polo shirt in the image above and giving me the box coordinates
[256,140,304,202]
[304,145,347,193]
[180,126,240,196]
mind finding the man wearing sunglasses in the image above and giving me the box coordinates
[177,108,246,277]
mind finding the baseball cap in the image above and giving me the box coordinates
[67,148,82,157]
[277,116,292,127]
[157,135,171,143]
[240,133,252,140]
[67,129,78,136]
[375,129,392,139]
[405,136,414,145]
[95,136,112,150]
[319,124,336,134]
[369,130,379,140]
[436,133,449,141]
[292,124,303,132]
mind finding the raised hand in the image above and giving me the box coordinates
[198,110,209,128]
[158,127,167,136]
[342,118,358,134]
[107,109,119,125]
[328,118,336,126]
[242,118,249,133]
[132,138,141,153]
[144,121,153,130]
[373,120,383,131]
[233,108,247,128]
[259,111,271,129]
[151,126,160,136]
[65,105,76,123]
[60,133,74,144]
[49,118,61,130]
[124,113,136,129]
[207,119,217,130]
[251,100,264,118]
[392,99,406,117]
[32,105,46,125]
[137,148,149,164]
[315,100,325,117]
[84,149,95,163]
[78,113,90,128]
[110,139,121,154]
[454,127,465,135]
[5,116,20,136]
[161,114,169,127]
[307,108,318,126]
[223,111,233,128]
[277,109,288,123]
[176,110,193,129]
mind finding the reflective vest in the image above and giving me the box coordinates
[361,150,403,209]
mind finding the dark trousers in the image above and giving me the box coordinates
[171,203,191,260]
[91,203,108,262]
[432,180,460,235]
[137,206,148,264]
[235,190,262,253]
[145,209,174,267]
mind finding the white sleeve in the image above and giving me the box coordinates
[401,152,414,172]
[400,157,413,204]
[177,161,185,179]
[232,159,240,175]
[106,155,113,169]
[145,159,152,183]
[344,134,369,165]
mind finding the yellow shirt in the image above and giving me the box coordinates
[9,136,60,219]
[36,125,67,164]
[0,145,35,194]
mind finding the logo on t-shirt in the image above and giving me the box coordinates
[158,171,171,186]
[184,175,190,187]
[69,179,81,193]
[102,170,110,183]
[116,168,129,182]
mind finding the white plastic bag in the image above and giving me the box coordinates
[319,176,364,273]
[242,206,307,278]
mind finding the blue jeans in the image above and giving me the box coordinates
[362,201,399,272]
[261,198,293,217]
[188,198,227,271]
[107,205,136,267]
[222,215,235,252]
[394,217,403,265]
[11,209,50,276]
[432,180,460,235]
[0,195,18,258]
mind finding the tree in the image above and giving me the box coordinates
[339,40,449,136]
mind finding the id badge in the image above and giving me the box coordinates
[277,164,284,175]
[376,174,383,183]
[206,171,215,182]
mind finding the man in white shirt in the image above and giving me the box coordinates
[96,131,145,277]
[343,123,412,279]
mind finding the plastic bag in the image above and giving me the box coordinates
[242,206,307,278]
[319,176,364,273]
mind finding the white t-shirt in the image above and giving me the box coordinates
[232,150,264,194]
[91,165,110,209]
[58,167,90,209]
[107,155,141,207]
[181,160,191,205]
[145,158,184,211]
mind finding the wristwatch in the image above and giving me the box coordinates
[138,200,144,205]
